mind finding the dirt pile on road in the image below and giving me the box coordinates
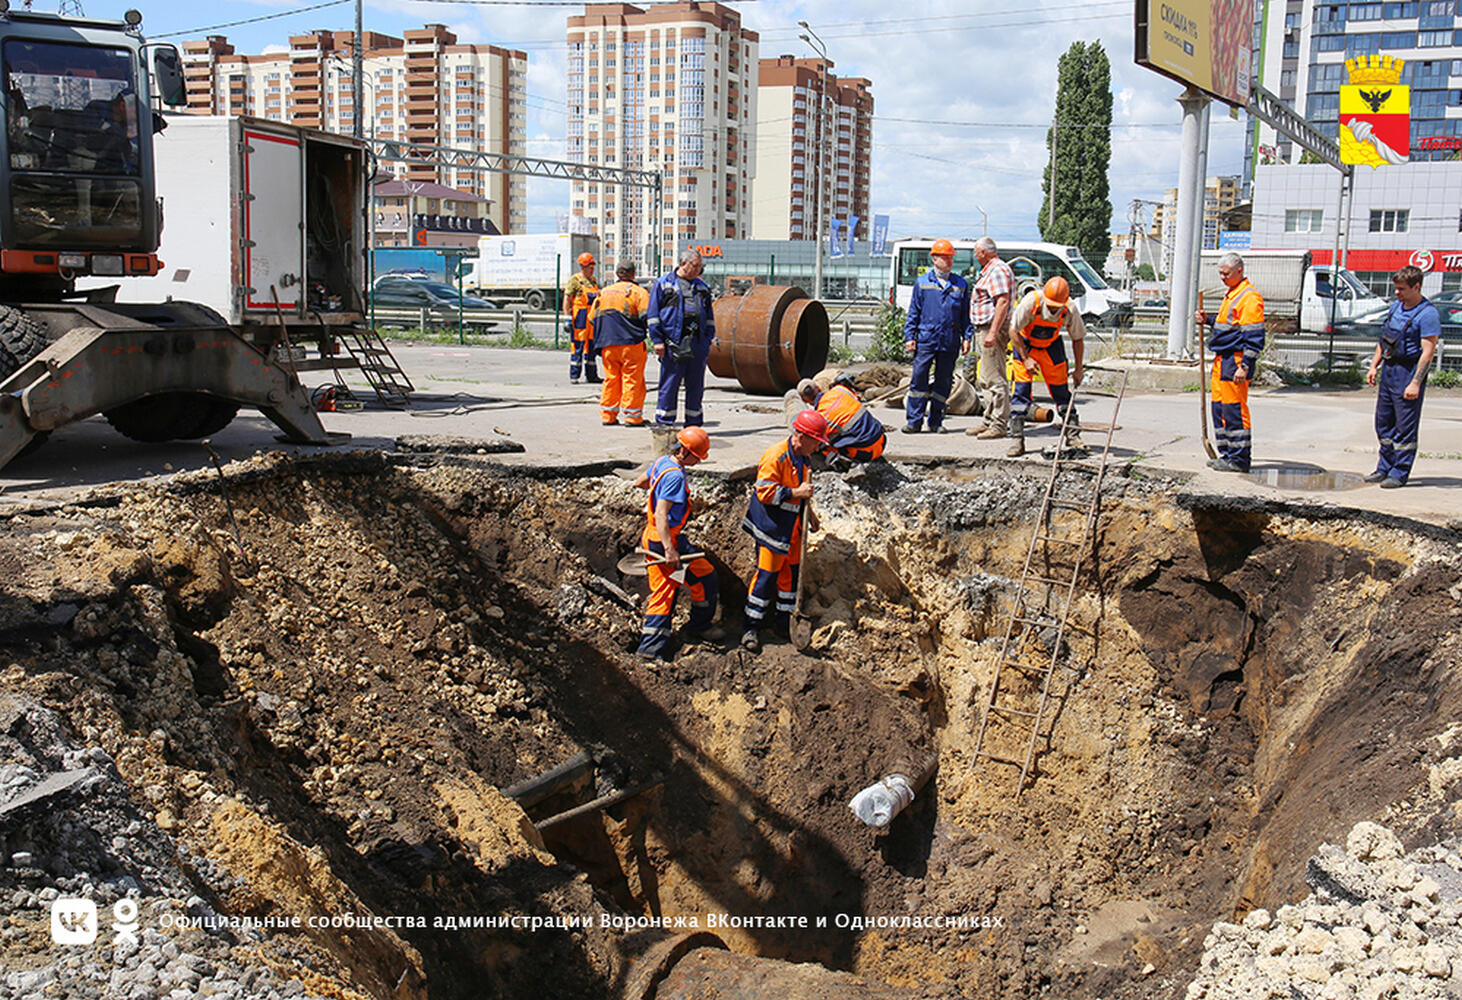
[0,452,1457,999]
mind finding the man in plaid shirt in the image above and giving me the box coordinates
[964,237,1016,439]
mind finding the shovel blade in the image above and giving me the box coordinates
[790,614,812,650]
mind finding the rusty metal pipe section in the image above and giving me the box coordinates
[708,285,829,395]
[650,945,926,999]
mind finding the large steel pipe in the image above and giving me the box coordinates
[709,285,829,395]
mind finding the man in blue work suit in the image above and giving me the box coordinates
[648,249,717,427]
[1364,264,1441,489]
[902,238,972,434]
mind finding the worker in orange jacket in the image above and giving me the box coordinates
[796,376,886,468]
[739,410,828,652]
[1195,252,1266,473]
[636,426,723,660]
[1009,276,1088,458]
[590,259,650,425]
[564,252,600,384]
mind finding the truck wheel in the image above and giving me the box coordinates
[104,393,240,443]
[524,289,546,310]
[0,304,48,380]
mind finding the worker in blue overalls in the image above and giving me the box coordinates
[648,249,717,428]
[901,239,972,434]
[1364,264,1441,489]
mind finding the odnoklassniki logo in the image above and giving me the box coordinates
[1340,55,1409,168]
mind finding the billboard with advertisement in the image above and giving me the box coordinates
[1135,0,1252,108]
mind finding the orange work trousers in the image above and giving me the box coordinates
[600,343,648,425]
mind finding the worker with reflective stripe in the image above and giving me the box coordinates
[797,377,886,465]
[564,252,600,384]
[739,410,828,653]
[1196,252,1265,473]
[635,426,722,660]
[1364,264,1441,488]
[1009,276,1088,457]
[591,258,651,426]
[648,249,717,427]
[901,238,972,434]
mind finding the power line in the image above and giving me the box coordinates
[155,0,354,39]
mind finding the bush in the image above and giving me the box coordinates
[869,304,911,363]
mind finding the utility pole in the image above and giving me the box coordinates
[352,0,364,139]
[1047,120,1057,231]
[799,21,828,300]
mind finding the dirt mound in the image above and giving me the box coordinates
[0,452,1457,999]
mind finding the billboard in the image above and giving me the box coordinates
[1135,0,1252,108]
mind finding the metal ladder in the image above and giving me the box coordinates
[973,370,1129,794]
[338,327,415,408]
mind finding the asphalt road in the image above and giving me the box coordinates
[2,342,1460,527]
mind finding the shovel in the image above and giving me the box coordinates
[616,546,704,585]
[1197,291,1218,460]
[789,500,814,650]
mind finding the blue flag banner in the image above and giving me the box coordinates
[871,214,890,256]
[828,218,844,259]
[845,214,860,256]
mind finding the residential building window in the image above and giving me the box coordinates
[1350,2,1383,17]
[1418,29,1451,44]
[1381,31,1418,47]
[1285,208,1323,232]
[1368,209,1409,232]
[1382,1,1418,14]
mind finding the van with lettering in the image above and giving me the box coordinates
[889,239,1132,327]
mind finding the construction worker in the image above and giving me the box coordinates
[902,238,972,434]
[635,426,723,660]
[564,252,600,384]
[648,249,717,427]
[591,259,651,426]
[1195,252,1265,473]
[1008,276,1088,458]
[1364,264,1440,488]
[740,409,829,653]
[796,376,886,468]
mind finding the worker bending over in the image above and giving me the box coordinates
[1195,252,1265,473]
[591,259,650,426]
[635,427,723,660]
[1008,276,1088,458]
[796,376,887,469]
[740,410,829,652]
[564,252,601,384]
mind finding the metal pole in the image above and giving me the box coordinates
[1327,170,1346,367]
[800,24,828,301]
[457,251,465,344]
[554,252,562,349]
[1189,98,1211,355]
[1047,121,1057,232]
[1166,88,1210,358]
[769,253,775,285]
[352,0,364,140]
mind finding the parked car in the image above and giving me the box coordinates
[371,275,494,310]
[1329,293,1462,369]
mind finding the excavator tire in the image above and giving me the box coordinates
[104,393,241,443]
[0,304,49,380]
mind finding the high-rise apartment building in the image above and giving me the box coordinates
[566,1,758,267]
[1152,175,1242,273]
[181,26,528,234]
[1248,0,1462,166]
[752,55,872,242]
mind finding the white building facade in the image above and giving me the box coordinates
[566,1,758,269]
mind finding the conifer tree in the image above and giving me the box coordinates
[1039,41,1113,266]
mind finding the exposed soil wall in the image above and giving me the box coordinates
[0,452,1458,1000]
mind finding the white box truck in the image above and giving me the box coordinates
[1197,250,1384,334]
[465,233,601,309]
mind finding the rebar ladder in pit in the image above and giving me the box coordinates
[973,370,1129,794]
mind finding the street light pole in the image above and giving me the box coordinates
[798,21,828,301]
[353,0,364,139]
[975,204,988,237]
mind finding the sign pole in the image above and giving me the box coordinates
[1166,87,1210,359]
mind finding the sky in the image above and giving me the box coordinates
[86,0,1252,246]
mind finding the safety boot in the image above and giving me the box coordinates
[1061,413,1089,456]
[740,628,761,652]
[1006,416,1025,457]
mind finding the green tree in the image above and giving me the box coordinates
[1134,263,1156,281]
[1039,41,1113,265]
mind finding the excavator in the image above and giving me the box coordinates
[0,3,343,467]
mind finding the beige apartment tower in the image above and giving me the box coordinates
[567,1,758,267]
[752,55,872,242]
[181,26,527,234]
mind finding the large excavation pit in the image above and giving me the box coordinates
[0,452,1459,1000]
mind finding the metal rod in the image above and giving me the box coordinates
[502,750,593,810]
[535,778,665,831]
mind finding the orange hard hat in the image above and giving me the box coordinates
[1042,276,1070,305]
[930,239,955,258]
[676,425,710,459]
[578,252,596,267]
[793,409,830,444]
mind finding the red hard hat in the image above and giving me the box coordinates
[677,425,710,459]
[793,409,830,444]
[578,252,596,267]
[930,239,955,257]
[1043,276,1070,305]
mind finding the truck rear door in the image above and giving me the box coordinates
[241,125,303,313]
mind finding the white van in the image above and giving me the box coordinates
[1197,250,1385,334]
[889,238,1132,326]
